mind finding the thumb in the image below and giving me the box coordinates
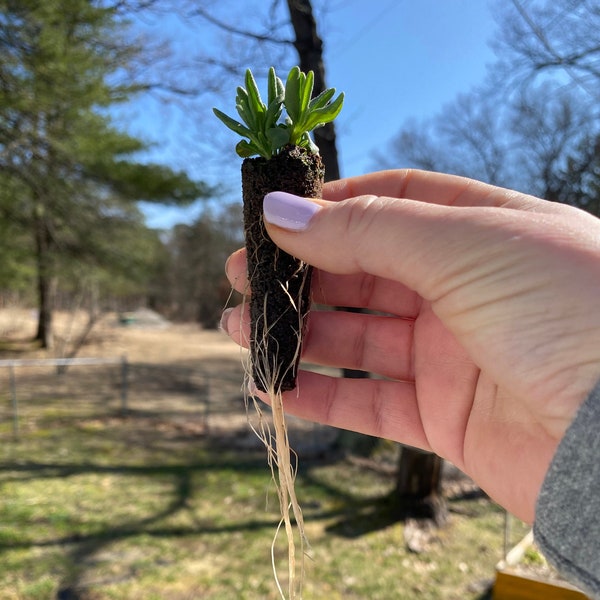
[262,190,523,303]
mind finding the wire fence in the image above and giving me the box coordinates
[0,355,336,454]
[0,356,244,442]
[0,357,127,438]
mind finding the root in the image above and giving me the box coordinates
[243,386,308,600]
[238,265,311,599]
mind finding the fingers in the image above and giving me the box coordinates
[311,271,420,315]
[306,310,415,379]
[324,169,500,206]
[224,248,248,295]
[262,190,526,303]
[226,170,589,301]
[226,247,420,315]
[323,169,569,215]
[253,370,431,452]
[221,304,415,380]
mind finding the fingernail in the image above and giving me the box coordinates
[263,191,320,231]
[219,308,233,335]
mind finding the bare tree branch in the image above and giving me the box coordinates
[496,0,600,99]
[190,6,292,44]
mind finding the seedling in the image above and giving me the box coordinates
[214,66,343,599]
[214,66,343,159]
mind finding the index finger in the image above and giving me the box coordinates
[323,169,561,214]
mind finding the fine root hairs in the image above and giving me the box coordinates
[240,266,311,600]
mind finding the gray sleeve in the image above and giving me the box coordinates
[534,380,600,599]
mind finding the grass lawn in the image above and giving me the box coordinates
[0,411,528,600]
[0,315,529,599]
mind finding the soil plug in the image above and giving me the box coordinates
[214,66,343,599]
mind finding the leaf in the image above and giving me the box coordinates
[308,88,335,111]
[299,70,314,115]
[304,92,345,131]
[235,139,259,158]
[266,125,289,150]
[265,99,283,128]
[284,66,301,122]
[212,108,252,138]
[235,87,255,129]
[297,132,319,154]
[245,69,265,116]
[267,67,284,107]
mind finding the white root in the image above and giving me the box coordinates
[238,261,312,600]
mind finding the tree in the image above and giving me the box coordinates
[493,0,600,213]
[0,175,34,302]
[379,90,510,187]
[384,3,600,214]
[395,447,447,526]
[378,0,600,527]
[492,0,600,102]
[557,134,600,215]
[157,204,243,327]
[0,0,211,348]
[286,0,340,181]
[508,83,597,203]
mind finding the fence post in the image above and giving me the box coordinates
[121,355,128,414]
[9,365,19,440]
[203,372,210,433]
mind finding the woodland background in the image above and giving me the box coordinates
[1,0,598,341]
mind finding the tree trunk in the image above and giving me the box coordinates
[395,446,447,526]
[286,0,375,455]
[286,0,340,182]
[34,213,54,349]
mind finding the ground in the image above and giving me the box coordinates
[0,308,529,599]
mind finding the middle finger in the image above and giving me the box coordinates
[225,247,421,317]
[222,302,415,381]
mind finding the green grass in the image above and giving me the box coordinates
[0,407,528,599]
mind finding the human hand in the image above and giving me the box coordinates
[221,169,600,523]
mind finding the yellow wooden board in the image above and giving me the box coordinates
[493,569,589,600]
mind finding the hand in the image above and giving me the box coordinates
[221,169,600,523]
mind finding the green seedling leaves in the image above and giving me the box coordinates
[213,66,344,159]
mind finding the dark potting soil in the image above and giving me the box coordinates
[242,145,325,393]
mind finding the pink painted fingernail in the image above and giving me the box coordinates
[263,191,320,231]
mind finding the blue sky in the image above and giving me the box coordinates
[327,0,497,176]
[133,1,499,228]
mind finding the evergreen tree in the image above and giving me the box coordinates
[0,0,210,347]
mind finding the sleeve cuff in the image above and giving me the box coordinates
[534,380,600,598]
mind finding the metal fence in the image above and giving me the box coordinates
[0,356,245,442]
[0,357,128,439]
[0,355,337,454]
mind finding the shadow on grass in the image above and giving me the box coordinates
[1,452,403,597]
[0,456,279,599]
[1,450,492,600]
[300,461,473,539]
[0,456,280,546]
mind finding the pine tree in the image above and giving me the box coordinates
[0,0,209,347]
